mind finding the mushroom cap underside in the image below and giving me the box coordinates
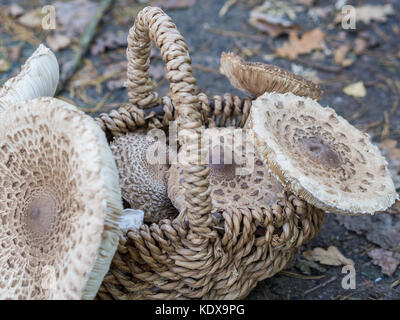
[0,97,122,299]
[0,44,59,112]
[220,52,322,100]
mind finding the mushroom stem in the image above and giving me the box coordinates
[0,44,59,112]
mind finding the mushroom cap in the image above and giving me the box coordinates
[248,92,398,215]
[0,44,59,112]
[168,128,285,215]
[0,97,122,299]
[220,52,322,100]
[110,132,177,223]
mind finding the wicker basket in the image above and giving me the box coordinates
[95,6,325,300]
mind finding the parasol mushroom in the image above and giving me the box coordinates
[246,91,398,215]
[0,97,122,299]
[110,132,177,223]
[168,128,285,216]
[220,52,322,100]
[0,44,59,111]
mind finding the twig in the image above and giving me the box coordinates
[83,93,112,114]
[279,271,326,280]
[302,276,337,297]
[381,111,390,140]
[219,0,238,17]
[57,0,114,94]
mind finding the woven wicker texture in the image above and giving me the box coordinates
[96,7,325,300]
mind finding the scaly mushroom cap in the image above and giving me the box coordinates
[248,92,398,215]
[0,44,59,111]
[0,97,122,299]
[168,128,285,215]
[220,52,322,100]
[110,132,177,223]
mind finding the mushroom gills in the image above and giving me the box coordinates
[0,44,59,112]
[0,97,122,300]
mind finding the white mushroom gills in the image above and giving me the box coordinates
[0,44,59,112]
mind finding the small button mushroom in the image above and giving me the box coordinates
[0,97,123,300]
[220,52,322,100]
[110,132,178,223]
[0,44,59,111]
[168,128,285,217]
[247,91,398,215]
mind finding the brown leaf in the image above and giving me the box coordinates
[336,214,400,252]
[249,11,300,38]
[0,59,11,74]
[343,81,367,98]
[303,246,354,266]
[46,33,71,52]
[356,4,394,24]
[54,0,98,38]
[9,4,25,17]
[334,43,353,67]
[354,38,368,55]
[335,4,394,25]
[150,0,196,10]
[18,10,41,28]
[9,46,21,62]
[91,32,128,56]
[276,28,325,60]
[368,249,400,277]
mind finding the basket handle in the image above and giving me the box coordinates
[127,7,216,239]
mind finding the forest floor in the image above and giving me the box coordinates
[0,0,399,300]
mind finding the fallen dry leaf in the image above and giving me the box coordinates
[334,43,354,67]
[18,10,41,28]
[0,59,11,74]
[303,246,354,266]
[249,11,300,38]
[46,33,71,52]
[368,248,400,277]
[9,4,25,17]
[336,214,400,252]
[150,0,196,10]
[354,38,368,55]
[8,46,21,62]
[276,28,325,60]
[54,0,98,38]
[91,32,128,55]
[356,4,394,24]
[343,81,366,98]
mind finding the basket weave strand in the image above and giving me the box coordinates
[96,7,325,300]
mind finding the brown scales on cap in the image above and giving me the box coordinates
[110,132,177,223]
[0,97,122,300]
[220,52,322,100]
[167,128,285,216]
[247,92,398,215]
